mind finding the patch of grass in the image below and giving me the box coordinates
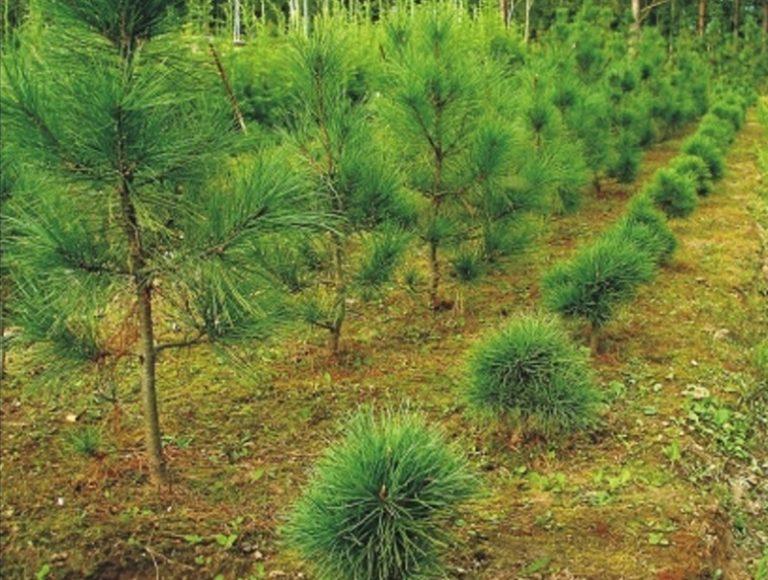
[754,339,768,382]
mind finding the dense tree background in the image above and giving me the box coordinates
[3,0,768,40]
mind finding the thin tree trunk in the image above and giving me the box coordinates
[733,0,740,40]
[630,0,641,50]
[500,0,510,27]
[329,233,346,357]
[589,322,601,355]
[428,239,440,309]
[764,0,768,44]
[208,40,248,134]
[233,0,243,44]
[698,0,706,36]
[524,0,533,43]
[118,175,168,486]
[136,280,167,484]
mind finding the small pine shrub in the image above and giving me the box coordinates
[608,131,641,184]
[541,237,655,332]
[622,195,677,263]
[754,340,768,382]
[698,113,735,147]
[466,315,600,434]
[710,101,745,131]
[452,250,484,283]
[65,426,102,457]
[670,154,713,196]
[682,135,725,180]
[644,167,697,218]
[285,411,477,580]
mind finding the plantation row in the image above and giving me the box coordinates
[1,2,732,486]
[281,86,755,580]
[224,4,717,352]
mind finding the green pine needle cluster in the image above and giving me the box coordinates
[466,315,600,434]
[285,411,478,580]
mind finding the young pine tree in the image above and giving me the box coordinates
[383,11,529,308]
[2,1,321,485]
[282,25,412,356]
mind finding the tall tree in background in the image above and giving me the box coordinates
[2,0,321,484]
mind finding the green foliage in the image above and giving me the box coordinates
[285,411,477,580]
[644,167,698,218]
[710,100,745,132]
[620,196,677,264]
[608,130,642,184]
[541,237,655,329]
[670,154,713,196]
[451,250,484,283]
[466,315,599,434]
[65,426,102,457]
[682,135,725,181]
[355,228,410,297]
[754,340,768,382]
[698,113,735,147]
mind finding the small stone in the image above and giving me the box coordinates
[65,413,78,423]
[713,328,730,341]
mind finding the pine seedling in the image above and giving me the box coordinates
[710,100,745,131]
[541,237,655,352]
[698,113,736,147]
[383,11,533,309]
[285,410,478,580]
[622,195,678,263]
[682,135,726,180]
[644,167,698,218]
[284,24,412,354]
[670,154,713,196]
[467,315,600,434]
[2,2,324,484]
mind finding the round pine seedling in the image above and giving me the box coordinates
[670,154,713,196]
[644,167,697,218]
[541,236,655,347]
[682,135,725,181]
[466,315,600,434]
[284,411,478,580]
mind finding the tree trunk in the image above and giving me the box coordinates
[763,0,768,45]
[500,0,510,27]
[117,147,168,486]
[428,239,440,309]
[136,281,167,484]
[630,0,641,49]
[524,0,533,43]
[733,0,740,40]
[698,0,706,36]
[589,323,601,355]
[329,233,346,357]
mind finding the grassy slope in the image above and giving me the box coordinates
[1,114,766,579]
